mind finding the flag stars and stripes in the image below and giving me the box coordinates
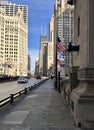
[57,37,66,52]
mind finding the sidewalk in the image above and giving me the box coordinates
[0,79,77,130]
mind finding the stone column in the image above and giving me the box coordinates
[71,0,94,128]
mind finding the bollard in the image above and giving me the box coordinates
[78,122,81,128]
[10,94,14,104]
[58,72,61,93]
[24,88,27,94]
[30,86,33,90]
[19,92,21,95]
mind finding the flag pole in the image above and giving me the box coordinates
[55,37,57,90]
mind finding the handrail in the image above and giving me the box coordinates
[0,78,49,107]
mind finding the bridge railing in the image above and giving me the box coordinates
[0,77,49,107]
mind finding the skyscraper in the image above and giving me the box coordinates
[0,1,28,25]
[54,0,74,76]
[0,1,28,76]
[39,35,47,75]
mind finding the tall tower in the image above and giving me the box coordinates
[39,34,47,75]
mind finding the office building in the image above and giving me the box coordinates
[48,15,54,76]
[0,7,5,75]
[0,1,28,25]
[0,2,28,76]
[39,35,47,75]
[54,0,74,76]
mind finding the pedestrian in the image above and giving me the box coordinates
[51,75,53,80]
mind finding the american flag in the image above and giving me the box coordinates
[57,52,65,61]
[57,37,65,52]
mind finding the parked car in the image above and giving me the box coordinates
[18,76,28,83]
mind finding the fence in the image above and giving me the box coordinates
[0,78,49,107]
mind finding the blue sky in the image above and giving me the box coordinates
[8,0,55,73]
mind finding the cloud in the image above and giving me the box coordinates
[28,49,39,73]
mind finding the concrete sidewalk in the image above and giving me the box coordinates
[0,79,77,130]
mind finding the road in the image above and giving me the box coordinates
[0,78,42,100]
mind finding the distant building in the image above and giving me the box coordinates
[28,55,31,72]
[39,35,47,75]
[43,42,48,76]
[35,58,39,75]
[48,15,55,76]
[39,33,54,76]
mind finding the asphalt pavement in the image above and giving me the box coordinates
[0,79,79,130]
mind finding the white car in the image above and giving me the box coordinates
[18,76,28,83]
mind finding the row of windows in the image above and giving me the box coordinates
[5,31,18,34]
[5,35,18,37]
[5,38,18,41]
[5,43,18,45]
[4,57,18,61]
[5,48,18,50]
[5,52,18,54]
[5,46,18,49]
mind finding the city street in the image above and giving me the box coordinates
[0,78,42,100]
[0,79,76,130]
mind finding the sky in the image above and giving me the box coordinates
[7,0,56,73]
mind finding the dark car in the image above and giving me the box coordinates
[18,76,28,83]
[36,75,41,79]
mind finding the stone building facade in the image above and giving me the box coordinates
[68,0,94,128]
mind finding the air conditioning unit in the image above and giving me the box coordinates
[67,0,76,5]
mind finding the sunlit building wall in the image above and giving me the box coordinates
[0,1,28,76]
[0,9,28,76]
[0,8,5,75]
[0,1,28,25]
[48,14,54,75]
